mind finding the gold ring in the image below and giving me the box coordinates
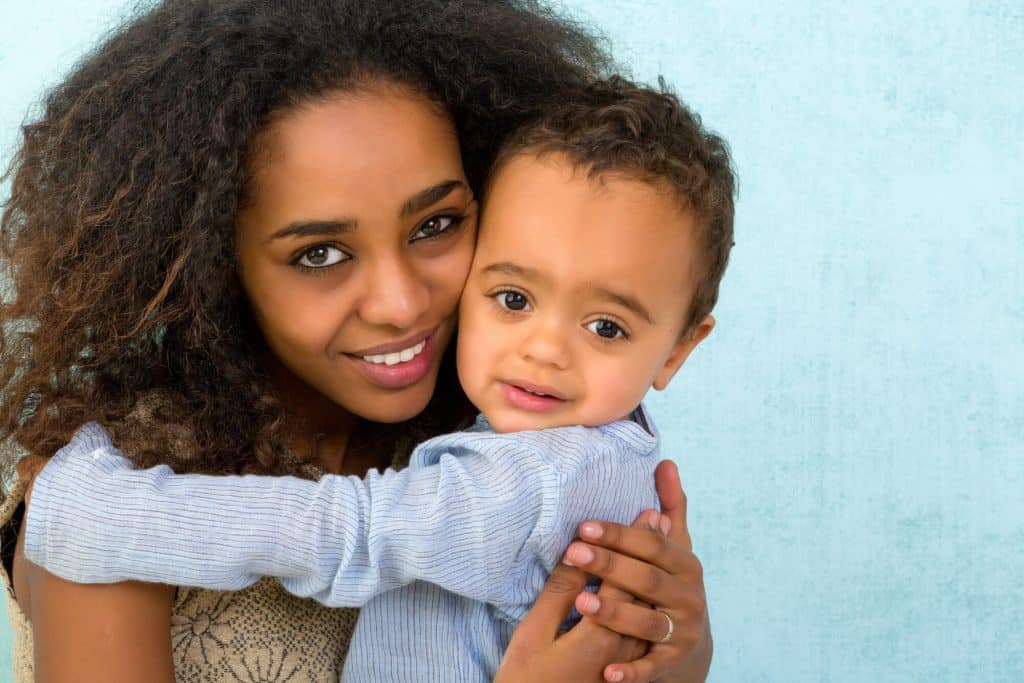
[656,608,674,643]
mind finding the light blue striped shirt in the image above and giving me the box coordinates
[25,410,660,681]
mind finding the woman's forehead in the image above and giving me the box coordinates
[242,86,465,225]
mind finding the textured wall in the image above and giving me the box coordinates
[2,1,1022,681]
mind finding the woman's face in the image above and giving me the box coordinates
[235,83,477,427]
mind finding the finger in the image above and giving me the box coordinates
[655,459,691,550]
[607,655,675,683]
[606,652,688,683]
[517,562,590,641]
[575,593,677,643]
[577,517,691,575]
[564,543,703,607]
[595,567,639,605]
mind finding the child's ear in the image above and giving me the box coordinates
[652,315,715,391]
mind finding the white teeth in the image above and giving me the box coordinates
[362,340,425,365]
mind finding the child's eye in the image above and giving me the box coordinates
[586,319,627,340]
[295,244,348,269]
[410,215,462,241]
[494,290,531,311]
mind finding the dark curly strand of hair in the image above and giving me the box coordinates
[492,76,735,333]
[0,0,610,481]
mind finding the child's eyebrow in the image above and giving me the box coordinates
[587,285,654,324]
[480,261,548,284]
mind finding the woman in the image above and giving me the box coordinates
[0,1,711,681]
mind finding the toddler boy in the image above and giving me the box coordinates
[25,77,735,681]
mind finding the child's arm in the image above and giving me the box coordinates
[25,428,552,607]
[24,422,654,615]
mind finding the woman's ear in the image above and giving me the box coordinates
[652,315,715,391]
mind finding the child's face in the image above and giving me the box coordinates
[457,152,714,433]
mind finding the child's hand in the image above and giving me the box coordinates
[563,460,712,682]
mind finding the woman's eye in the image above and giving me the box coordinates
[411,215,459,241]
[586,319,626,340]
[296,245,346,268]
[494,291,530,311]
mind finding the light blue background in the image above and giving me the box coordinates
[1,1,1021,681]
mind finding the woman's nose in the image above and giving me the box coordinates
[357,255,430,330]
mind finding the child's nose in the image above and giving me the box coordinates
[518,319,571,370]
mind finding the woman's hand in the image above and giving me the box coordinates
[498,460,711,682]
[497,561,643,682]
[565,460,712,682]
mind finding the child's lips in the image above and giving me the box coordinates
[499,380,569,413]
[502,379,567,401]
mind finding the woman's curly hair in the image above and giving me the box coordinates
[0,0,610,480]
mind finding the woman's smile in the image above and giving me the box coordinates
[345,326,440,390]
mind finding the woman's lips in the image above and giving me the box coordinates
[349,327,436,357]
[500,380,568,413]
[347,328,437,390]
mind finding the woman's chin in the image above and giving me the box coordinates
[352,384,437,424]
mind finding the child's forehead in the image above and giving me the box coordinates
[480,151,694,249]
[475,152,701,314]
[483,149,684,210]
[482,152,691,232]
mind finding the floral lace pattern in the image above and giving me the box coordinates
[170,578,358,682]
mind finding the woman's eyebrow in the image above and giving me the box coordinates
[267,220,355,242]
[400,180,467,217]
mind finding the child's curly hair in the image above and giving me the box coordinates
[0,0,610,479]
[492,76,735,333]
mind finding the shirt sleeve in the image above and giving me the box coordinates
[23,424,579,611]
[523,445,661,589]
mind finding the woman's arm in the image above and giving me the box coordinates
[498,461,712,683]
[14,494,176,683]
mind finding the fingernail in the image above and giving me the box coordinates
[606,670,625,682]
[580,522,603,539]
[568,543,595,566]
[647,512,661,531]
[659,515,672,535]
[577,593,600,614]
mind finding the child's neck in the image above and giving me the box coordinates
[480,407,641,434]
